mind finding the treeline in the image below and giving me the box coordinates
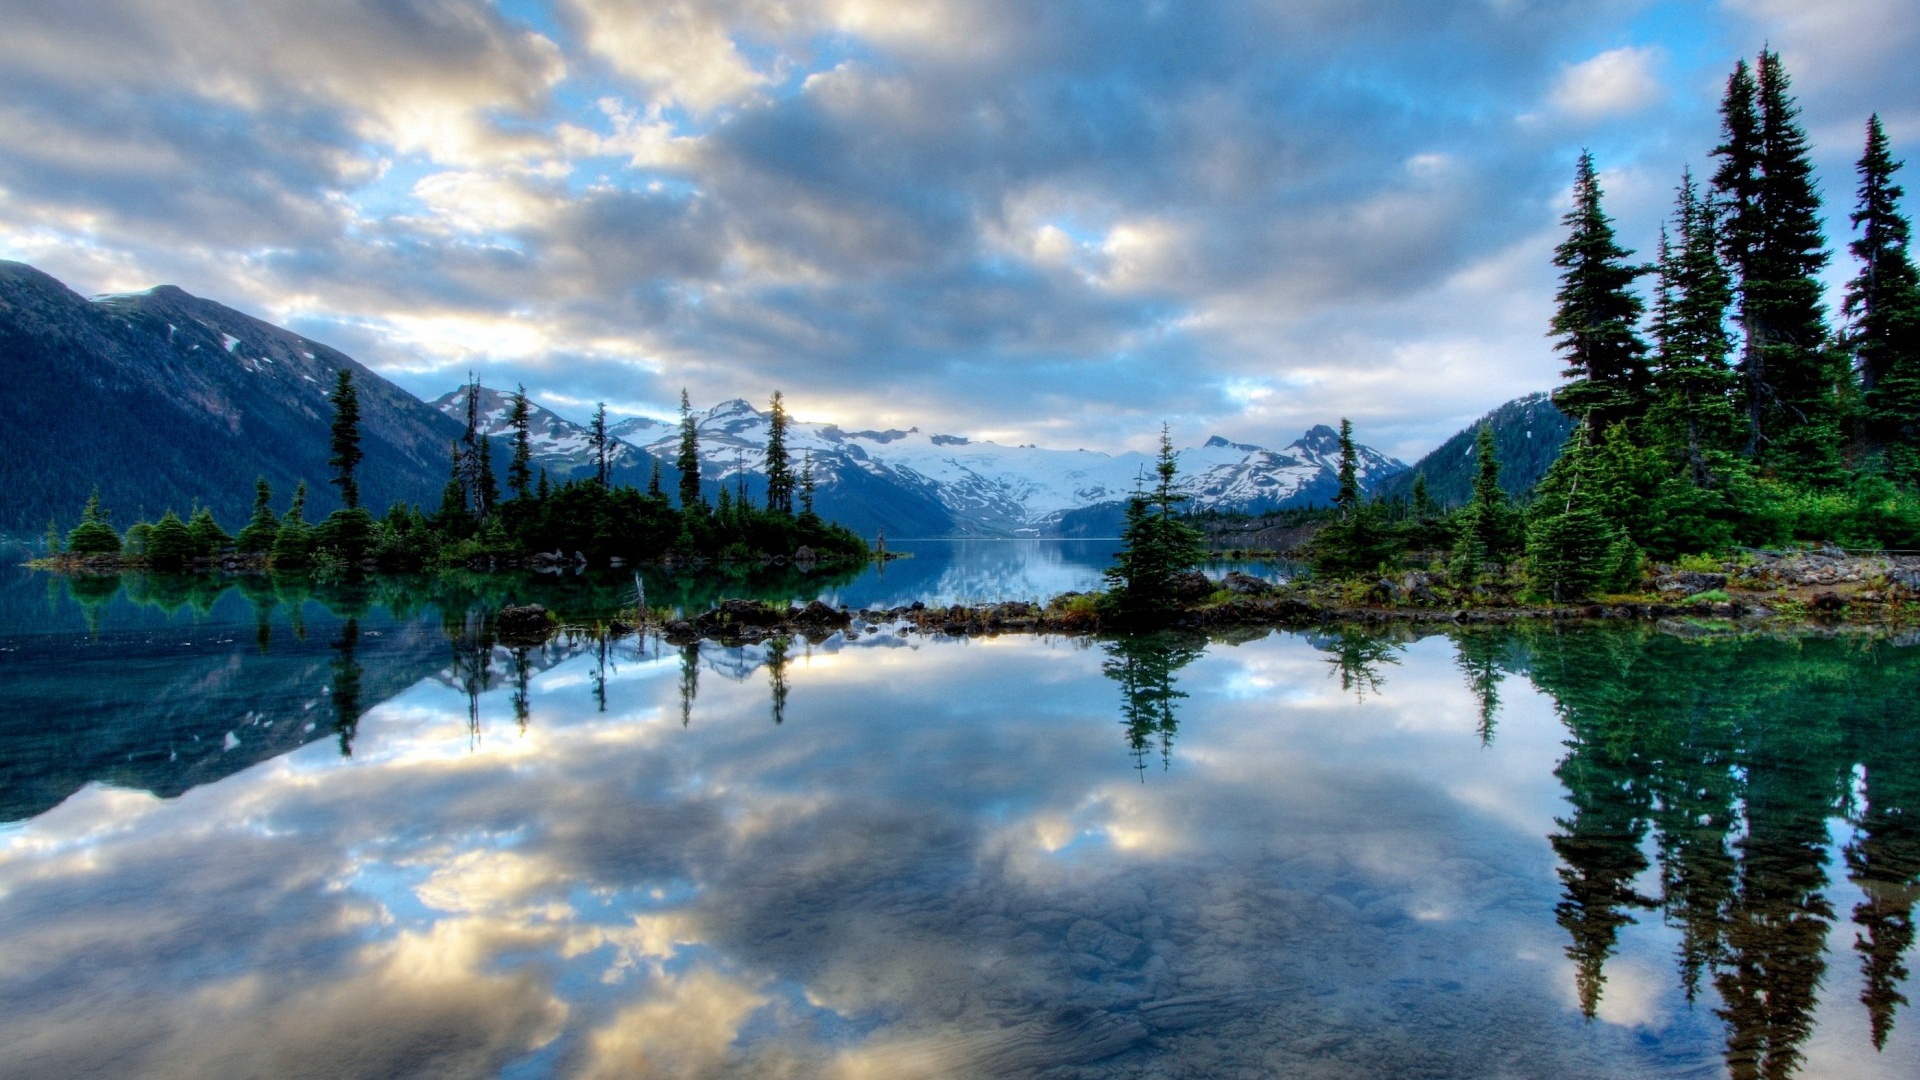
[1310,50,1920,600]
[42,375,870,573]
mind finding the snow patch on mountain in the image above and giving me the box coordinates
[618,400,1407,534]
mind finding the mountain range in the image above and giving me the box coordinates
[431,390,1409,537]
[3,261,1578,540]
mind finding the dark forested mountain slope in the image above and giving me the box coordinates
[0,262,464,535]
[1379,393,1575,506]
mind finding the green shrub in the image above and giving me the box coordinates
[146,511,195,569]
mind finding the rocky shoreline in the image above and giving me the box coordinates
[498,549,1920,647]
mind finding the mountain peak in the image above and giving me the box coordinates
[707,398,761,420]
[1293,424,1342,454]
[1203,435,1265,453]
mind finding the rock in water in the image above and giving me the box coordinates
[496,604,554,637]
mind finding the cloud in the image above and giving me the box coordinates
[1551,46,1664,118]
[0,0,1886,456]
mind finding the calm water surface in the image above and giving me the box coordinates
[2,557,1918,1079]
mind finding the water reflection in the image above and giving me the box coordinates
[1309,625,1404,701]
[331,617,363,756]
[1521,629,1920,1077]
[2,582,1919,1077]
[1102,633,1203,777]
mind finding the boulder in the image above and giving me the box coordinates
[1220,571,1275,597]
[791,599,851,628]
[1172,571,1215,604]
[1654,569,1728,594]
[696,598,786,632]
[496,604,554,637]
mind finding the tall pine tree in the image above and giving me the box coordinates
[1715,50,1844,481]
[1334,418,1359,516]
[235,477,281,553]
[1650,169,1738,484]
[327,369,363,509]
[507,384,533,502]
[1846,114,1920,480]
[1550,152,1651,430]
[1104,425,1206,621]
[1450,424,1519,584]
[590,403,610,489]
[764,390,793,515]
[676,389,705,513]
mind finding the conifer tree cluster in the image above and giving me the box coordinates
[1520,50,1920,597]
[40,378,871,575]
[1104,426,1207,622]
[1292,51,1918,602]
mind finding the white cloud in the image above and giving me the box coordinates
[1551,46,1664,119]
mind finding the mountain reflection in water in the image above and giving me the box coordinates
[0,568,1917,1078]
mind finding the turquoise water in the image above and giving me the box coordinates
[1,559,1918,1078]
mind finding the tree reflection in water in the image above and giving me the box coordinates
[1309,625,1402,702]
[679,642,700,727]
[330,616,363,756]
[1451,629,1508,746]
[1101,633,1204,778]
[1523,628,1920,1077]
[767,636,791,726]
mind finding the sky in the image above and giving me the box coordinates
[1,1,1914,461]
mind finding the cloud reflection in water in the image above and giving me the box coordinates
[0,629,1915,1078]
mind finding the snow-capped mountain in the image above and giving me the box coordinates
[430,385,656,483]
[616,399,1407,536]
[426,390,1406,537]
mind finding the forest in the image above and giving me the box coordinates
[1289,50,1920,603]
[40,375,871,575]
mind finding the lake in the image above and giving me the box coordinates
[2,548,1918,1079]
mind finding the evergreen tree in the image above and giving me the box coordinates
[65,488,122,555]
[1526,430,1638,602]
[647,458,663,498]
[536,467,550,501]
[1334,417,1359,515]
[146,510,194,569]
[1756,49,1845,481]
[1411,472,1435,520]
[475,427,498,519]
[676,389,704,512]
[1713,57,1767,455]
[1313,420,1402,577]
[458,375,484,515]
[272,481,313,567]
[507,384,533,502]
[799,451,817,519]
[1103,426,1207,621]
[1650,169,1739,484]
[186,506,233,557]
[235,477,281,553]
[44,516,60,556]
[1846,115,1920,480]
[765,390,793,514]
[327,369,363,509]
[1715,51,1844,480]
[1450,425,1520,583]
[1551,151,1652,429]
[590,403,610,488]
